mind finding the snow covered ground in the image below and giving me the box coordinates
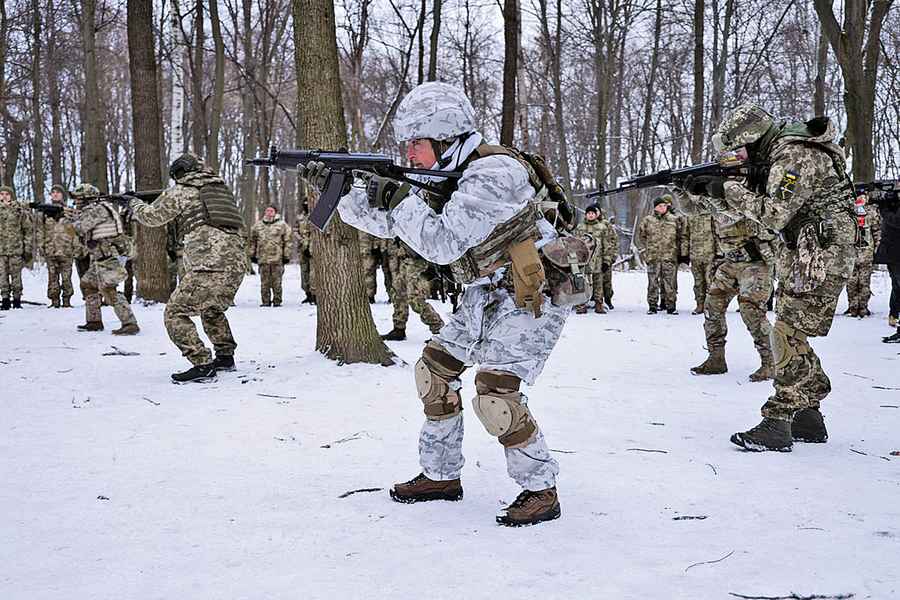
[2,265,898,600]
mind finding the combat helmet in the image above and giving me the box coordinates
[712,103,775,153]
[394,82,477,142]
[69,183,100,198]
[169,153,204,181]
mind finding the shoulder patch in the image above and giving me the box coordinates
[779,170,798,200]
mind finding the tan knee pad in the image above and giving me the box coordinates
[770,320,809,370]
[472,371,537,448]
[415,342,465,420]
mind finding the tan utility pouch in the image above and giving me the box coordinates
[540,234,595,307]
[508,238,545,318]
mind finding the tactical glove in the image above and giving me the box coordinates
[297,161,331,194]
[251,256,258,264]
[683,175,726,200]
[282,257,290,265]
[366,175,411,211]
[23,250,33,263]
[601,263,610,273]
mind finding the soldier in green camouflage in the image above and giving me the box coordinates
[250,206,293,307]
[0,185,33,310]
[37,184,78,307]
[683,199,716,314]
[129,153,247,383]
[66,183,139,335]
[294,210,315,304]
[687,103,857,451]
[358,231,379,303]
[844,193,881,317]
[574,204,614,314]
[381,239,444,341]
[166,221,185,293]
[637,194,686,314]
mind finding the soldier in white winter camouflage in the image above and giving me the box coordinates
[685,103,857,452]
[302,82,573,526]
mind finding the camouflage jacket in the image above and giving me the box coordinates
[68,201,129,261]
[38,214,79,258]
[130,178,247,273]
[358,230,376,254]
[857,204,882,251]
[686,212,716,262]
[575,218,616,271]
[0,201,33,256]
[295,214,312,253]
[637,210,685,263]
[250,217,293,263]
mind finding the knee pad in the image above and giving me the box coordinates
[472,371,537,448]
[415,342,466,420]
[770,320,808,370]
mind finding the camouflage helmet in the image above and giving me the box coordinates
[712,103,775,153]
[169,152,203,181]
[69,183,100,198]
[394,82,477,142]
[0,185,15,199]
[653,194,672,207]
[50,184,67,196]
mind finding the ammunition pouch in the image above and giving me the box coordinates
[540,234,595,307]
[724,241,764,263]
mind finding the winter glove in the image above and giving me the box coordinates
[601,263,610,273]
[282,257,290,265]
[298,161,352,197]
[251,256,258,264]
[22,250,33,263]
[678,255,691,265]
[365,175,411,211]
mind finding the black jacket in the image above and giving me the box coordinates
[874,204,900,265]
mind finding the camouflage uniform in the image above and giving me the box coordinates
[130,167,247,366]
[0,187,33,303]
[387,240,444,333]
[166,221,185,293]
[637,208,685,311]
[37,212,78,305]
[337,82,566,494]
[685,209,716,311]
[574,216,615,310]
[358,231,379,301]
[719,110,856,423]
[846,203,881,314]
[294,213,315,300]
[250,216,292,306]
[69,199,138,328]
[121,209,136,302]
[600,217,618,305]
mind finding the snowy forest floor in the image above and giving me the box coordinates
[2,265,898,600]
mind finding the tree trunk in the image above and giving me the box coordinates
[190,0,206,157]
[709,0,734,137]
[292,0,393,365]
[127,0,171,302]
[79,0,109,191]
[169,0,185,160]
[500,0,519,146]
[538,0,571,191]
[690,0,705,163]
[31,0,45,201]
[239,0,257,228]
[813,25,828,117]
[428,0,441,80]
[46,0,63,185]
[813,0,893,181]
[638,0,663,173]
[208,0,225,169]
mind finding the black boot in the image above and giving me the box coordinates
[380,327,407,341]
[0,297,10,310]
[792,408,828,443]
[647,306,658,315]
[605,299,614,310]
[171,362,218,384]
[730,418,792,452]
[213,355,236,372]
[883,331,900,344]
[12,298,22,309]
[77,321,104,331]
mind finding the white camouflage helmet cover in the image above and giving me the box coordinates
[394,82,477,142]
[712,103,775,153]
[70,183,100,198]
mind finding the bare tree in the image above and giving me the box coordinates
[500,0,520,146]
[814,0,894,180]
[690,0,704,162]
[292,0,394,365]
[75,0,109,190]
[31,0,45,200]
[428,0,442,80]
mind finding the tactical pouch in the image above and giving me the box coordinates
[788,222,827,293]
[540,234,595,307]
[508,238,545,318]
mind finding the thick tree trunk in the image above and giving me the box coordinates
[428,0,441,81]
[292,0,393,365]
[500,0,519,146]
[80,0,109,191]
[190,0,205,157]
[690,0,705,163]
[31,0,45,201]
[813,26,828,117]
[127,0,171,302]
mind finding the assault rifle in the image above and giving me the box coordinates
[246,146,464,231]
[585,158,767,199]
[91,189,165,205]
[855,180,899,208]
[28,202,65,217]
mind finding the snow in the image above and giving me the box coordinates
[2,265,898,600]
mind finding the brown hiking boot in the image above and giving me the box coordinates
[77,321,104,332]
[575,304,588,314]
[594,304,607,314]
[390,473,463,503]
[791,407,828,443]
[496,487,561,527]
[691,349,727,375]
[112,323,140,336]
[692,305,704,315]
[50,298,60,308]
[748,360,774,382]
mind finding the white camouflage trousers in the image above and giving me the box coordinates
[419,281,568,491]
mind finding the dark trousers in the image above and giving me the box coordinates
[888,264,900,318]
